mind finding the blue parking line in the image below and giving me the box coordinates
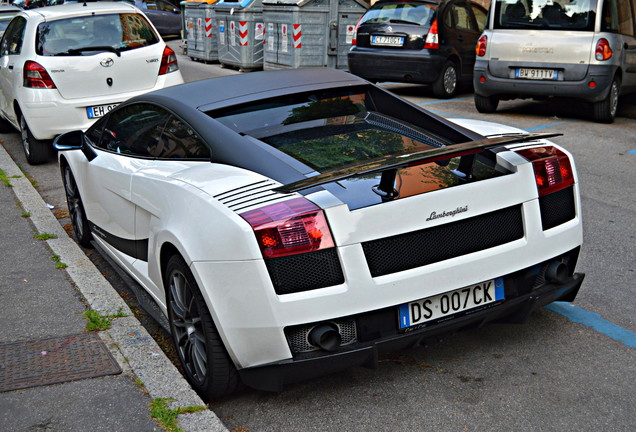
[425,109,470,119]
[416,97,472,106]
[627,149,636,155]
[525,120,577,131]
[546,302,636,348]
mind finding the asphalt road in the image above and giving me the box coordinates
[1,44,634,431]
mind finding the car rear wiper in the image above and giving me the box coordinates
[388,19,420,25]
[66,46,122,57]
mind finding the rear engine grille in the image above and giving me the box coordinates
[362,205,524,277]
[286,319,357,353]
[266,248,345,295]
[214,180,291,213]
[539,186,575,230]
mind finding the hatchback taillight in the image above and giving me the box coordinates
[159,46,179,75]
[240,197,336,259]
[23,61,56,89]
[424,19,439,49]
[352,16,363,46]
[476,35,487,57]
[595,38,612,61]
[515,146,574,196]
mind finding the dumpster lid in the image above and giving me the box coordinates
[262,0,367,7]
[216,0,258,7]
[186,0,218,3]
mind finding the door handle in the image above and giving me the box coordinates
[8,65,13,70]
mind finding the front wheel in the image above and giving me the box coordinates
[432,61,458,99]
[20,116,50,165]
[593,78,620,123]
[62,165,93,248]
[474,94,500,113]
[166,254,241,400]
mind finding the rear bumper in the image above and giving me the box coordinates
[239,252,585,392]
[348,48,445,84]
[15,72,184,140]
[473,60,615,102]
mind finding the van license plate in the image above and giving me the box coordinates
[515,68,558,80]
[371,35,404,46]
[87,104,118,119]
[398,278,504,329]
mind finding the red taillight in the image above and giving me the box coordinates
[424,19,439,49]
[476,35,487,57]
[595,38,612,61]
[515,146,574,196]
[352,16,363,46]
[159,46,179,75]
[23,61,56,89]
[240,197,336,259]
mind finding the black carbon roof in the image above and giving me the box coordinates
[140,68,367,112]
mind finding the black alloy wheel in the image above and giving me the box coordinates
[62,165,93,248]
[166,254,240,399]
[20,115,50,165]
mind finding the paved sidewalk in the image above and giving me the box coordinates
[0,144,227,432]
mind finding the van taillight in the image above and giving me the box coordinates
[159,46,179,75]
[515,146,574,196]
[595,38,612,61]
[23,61,56,89]
[240,197,336,259]
[424,19,439,49]
[476,35,487,57]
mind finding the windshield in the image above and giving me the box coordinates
[37,13,159,56]
[210,88,449,172]
[493,0,598,31]
[360,2,437,26]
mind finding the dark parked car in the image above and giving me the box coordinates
[348,0,487,98]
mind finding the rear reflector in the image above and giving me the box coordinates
[515,146,574,196]
[159,46,179,75]
[23,61,56,89]
[240,197,336,259]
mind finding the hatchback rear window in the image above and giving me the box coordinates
[360,2,437,27]
[37,13,159,56]
[493,0,598,31]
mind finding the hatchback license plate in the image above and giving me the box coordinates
[371,35,404,46]
[87,103,118,119]
[398,278,504,329]
[515,68,558,80]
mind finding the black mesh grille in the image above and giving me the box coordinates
[362,205,524,277]
[266,248,345,295]
[539,186,576,230]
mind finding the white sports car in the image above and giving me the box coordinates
[55,69,585,400]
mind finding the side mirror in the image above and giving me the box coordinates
[54,130,84,151]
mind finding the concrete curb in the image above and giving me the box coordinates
[0,144,228,432]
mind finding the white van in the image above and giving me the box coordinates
[473,0,636,122]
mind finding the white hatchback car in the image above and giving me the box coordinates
[0,2,184,164]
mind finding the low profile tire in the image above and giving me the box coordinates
[62,164,93,248]
[432,61,459,99]
[20,116,50,165]
[593,77,620,123]
[166,254,241,400]
[474,94,500,113]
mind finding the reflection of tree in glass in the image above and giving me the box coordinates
[277,127,411,171]
[282,97,363,125]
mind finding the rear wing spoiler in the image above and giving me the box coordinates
[274,132,561,195]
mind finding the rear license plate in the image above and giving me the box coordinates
[398,278,504,329]
[87,103,118,119]
[371,35,404,46]
[515,68,558,80]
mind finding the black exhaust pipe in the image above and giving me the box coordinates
[308,324,342,352]
[545,261,569,284]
